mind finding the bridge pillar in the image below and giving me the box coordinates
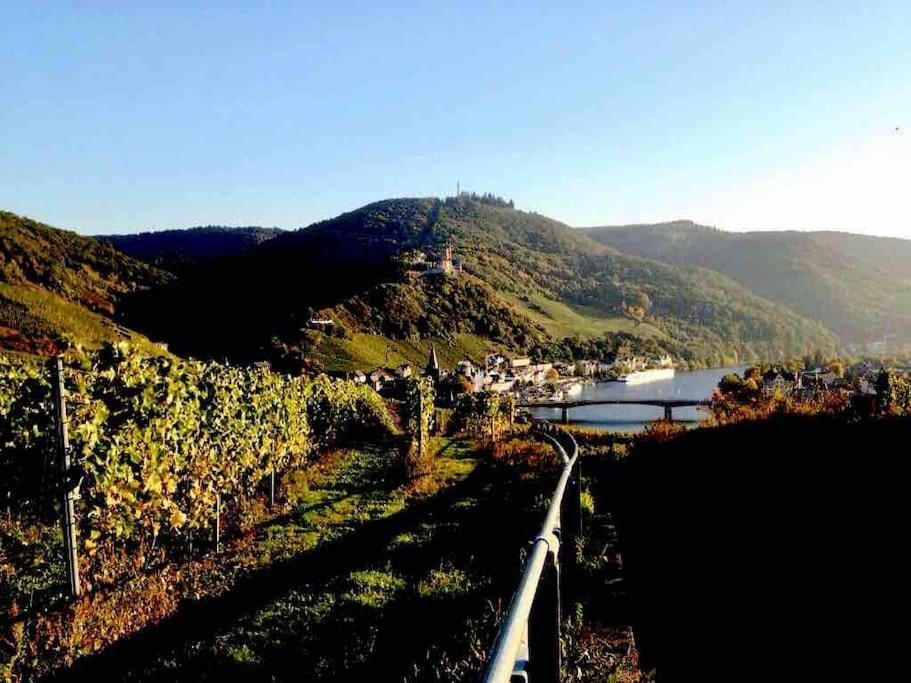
[561,405,569,424]
[664,405,673,422]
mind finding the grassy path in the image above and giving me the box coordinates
[51,437,547,681]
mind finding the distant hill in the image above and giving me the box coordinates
[98,226,284,273]
[2,201,845,368]
[120,197,835,369]
[0,210,170,354]
[582,221,911,346]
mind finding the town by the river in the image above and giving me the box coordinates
[529,365,747,431]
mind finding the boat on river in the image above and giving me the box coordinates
[618,368,676,384]
[563,380,583,397]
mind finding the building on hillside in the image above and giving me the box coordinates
[422,244,462,276]
[512,361,554,386]
[616,356,648,372]
[796,370,841,398]
[486,352,507,370]
[455,360,485,391]
[403,249,428,265]
[488,377,517,393]
[368,368,396,393]
[394,363,413,379]
[328,369,367,383]
[455,359,477,377]
[762,369,796,396]
[307,316,335,329]
[575,360,600,377]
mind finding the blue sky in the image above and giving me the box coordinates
[1,1,909,236]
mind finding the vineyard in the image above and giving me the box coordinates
[0,344,434,676]
[1,343,398,577]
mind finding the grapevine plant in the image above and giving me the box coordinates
[0,355,53,518]
[451,391,515,442]
[401,377,436,477]
[0,343,394,586]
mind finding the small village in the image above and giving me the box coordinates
[330,345,678,403]
[336,351,910,407]
[736,360,909,401]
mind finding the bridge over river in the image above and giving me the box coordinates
[516,397,712,423]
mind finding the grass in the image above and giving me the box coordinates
[0,282,163,354]
[501,290,665,339]
[310,332,493,371]
[341,569,407,609]
[416,564,474,600]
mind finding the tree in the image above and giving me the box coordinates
[719,373,743,394]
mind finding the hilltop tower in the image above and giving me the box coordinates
[440,245,453,274]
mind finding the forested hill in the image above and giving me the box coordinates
[98,226,284,273]
[118,197,836,369]
[1,211,168,311]
[583,221,911,346]
[0,210,169,354]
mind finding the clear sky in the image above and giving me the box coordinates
[1,1,909,237]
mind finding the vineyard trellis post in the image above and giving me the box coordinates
[50,356,81,599]
[489,398,497,444]
[417,387,424,458]
[270,470,276,507]
[215,493,221,554]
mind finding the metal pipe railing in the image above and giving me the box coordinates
[481,423,581,683]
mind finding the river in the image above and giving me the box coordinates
[528,365,747,432]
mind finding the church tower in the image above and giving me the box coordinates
[426,343,441,381]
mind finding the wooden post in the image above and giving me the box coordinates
[417,389,424,458]
[215,493,221,554]
[50,357,81,599]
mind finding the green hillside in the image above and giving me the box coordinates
[120,197,836,369]
[1,201,843,367]
[0,211,170,354]
[583,221,911,346]
[306,332,493,372]
[1,210,168,314]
